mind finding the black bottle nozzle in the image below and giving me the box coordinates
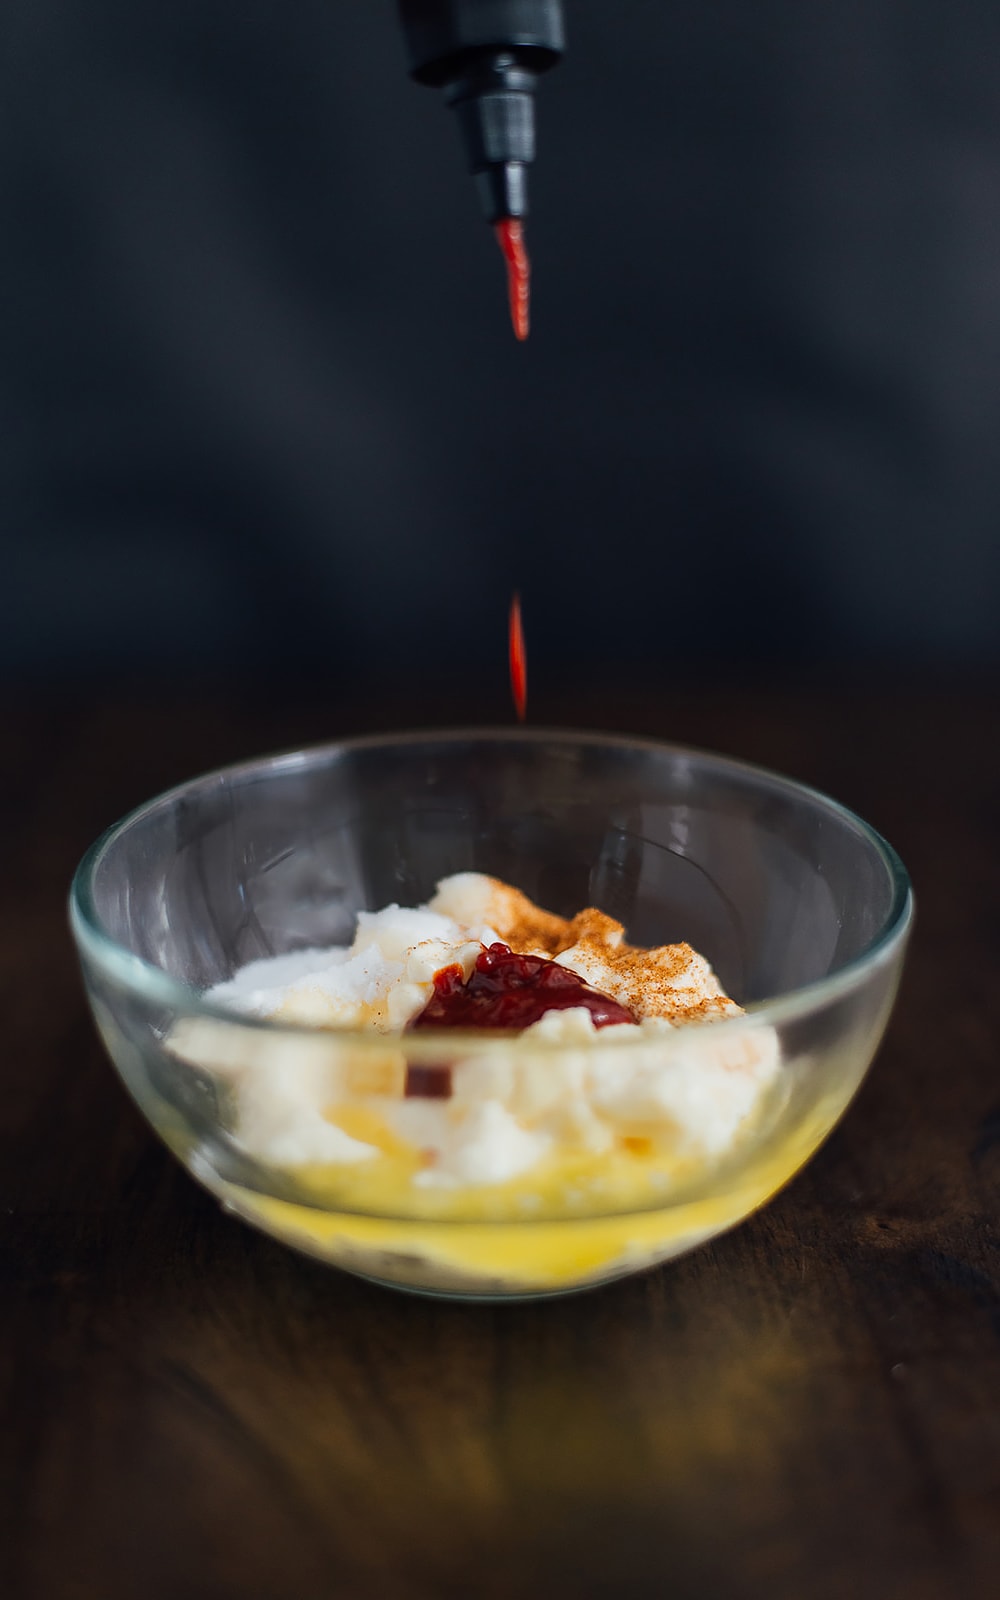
[396,1,565,224]
[444,54,535,223]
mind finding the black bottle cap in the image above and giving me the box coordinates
[397,0,564,222]
[398,0,565,86]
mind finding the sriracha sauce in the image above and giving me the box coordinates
[494,218,530,340]
[409,942,635,1032]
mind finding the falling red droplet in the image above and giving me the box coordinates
[494,218,530,341]
[509,592,527,722]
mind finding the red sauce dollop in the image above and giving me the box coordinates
[408,942,635,1032]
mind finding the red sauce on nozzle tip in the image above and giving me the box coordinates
[494,218,530,341]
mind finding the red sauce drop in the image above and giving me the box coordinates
[494,218,530,341]
[404,1064,453,1099]
[408,944,636,1032]
[508,592,527,721]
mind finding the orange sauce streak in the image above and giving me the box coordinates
[494,218,530,341]
[508,592,527,721]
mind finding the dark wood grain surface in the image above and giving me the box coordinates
[3,679,999,1600]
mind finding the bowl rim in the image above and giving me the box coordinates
[69,725,914,1044]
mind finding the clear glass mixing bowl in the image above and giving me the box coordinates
[69,731,912,1299]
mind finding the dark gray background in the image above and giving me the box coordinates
[3,0,999,687]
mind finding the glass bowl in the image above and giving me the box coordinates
[69,730,912,1300]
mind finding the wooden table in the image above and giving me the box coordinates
[4,681,999,1599]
